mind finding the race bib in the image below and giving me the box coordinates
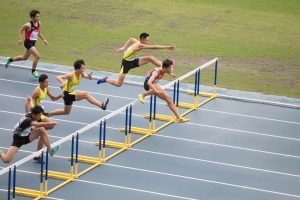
[30,30,39,41]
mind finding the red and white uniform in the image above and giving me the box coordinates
[25,21,40,41]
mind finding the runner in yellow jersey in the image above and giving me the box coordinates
[96,33,175,87]
[48,59,109,116]
[25,74,63,162]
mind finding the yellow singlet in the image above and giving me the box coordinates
[34,86,47,106]
[123,45,142,61]
[63,72,82,93]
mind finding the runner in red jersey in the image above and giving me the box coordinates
[5,9,48,78]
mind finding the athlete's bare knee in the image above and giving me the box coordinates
[2,156,12,163]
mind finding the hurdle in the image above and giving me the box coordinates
[0,58,218,200]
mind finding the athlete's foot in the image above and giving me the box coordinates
[32,71,40,78]
[101,98,109,110]
[50,145,61,156]
[97,76,108,85]
[33,156,45,164]
[5,57,13,69]
[138,94,145,104]
[175,116,189,123]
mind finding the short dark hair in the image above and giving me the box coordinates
[39,74,48,83]
[162,59,173,68]
[31,105,44,115]
[140,33,149,40]
[74,59,85,70]
[30,10,40,18]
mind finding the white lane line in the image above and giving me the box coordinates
[0,92,145,118]
[1,161,299,199]
[1,77,299,126]
[197,108,300,125]
[1,129,300,179]
[0,97,299,143]
[0,78,136,101]
[75,179,198,200]
[103,163,300,198]
[154,134,300,159]
[1,109,300,159]
[186,122,300,141]
[129,148,300,178]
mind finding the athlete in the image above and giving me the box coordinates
[0,105,61,163]
[5,9,48,78]
[96,32,175,87]
[48,59,109,116]
[25,74,63,162]
[138,59,189,122]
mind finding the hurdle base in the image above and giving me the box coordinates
[70,155,102,164]
[120,127,155,135]
[144,114,175,122]
[95,140,128,149]
[186,91,215,98]
[47,170,72,181]
[178,102,197,109]
[15,187,45,198]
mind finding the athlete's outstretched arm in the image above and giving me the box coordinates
[116,37,139,52]
[138,44,176,50]
[47,89,63,101]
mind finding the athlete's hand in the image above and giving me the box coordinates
[88,72,93,80]
[58,93,64,99]
[50,121,58,126]
[116,47,124,52]
[18,39,23,46]
[60,83,65,89]
[170,73,176,78]
[43,39,48,45]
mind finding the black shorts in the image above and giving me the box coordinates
[24,39,36,50]
[120,58,139,74]
[12,134,30,148]
[63,91,76,106]
[144,79,150,91]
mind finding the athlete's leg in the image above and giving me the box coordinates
[106,73,126,87]
[0,146,19,163]
[29,127,51,152]
[75,91,109,110]
[48,105,72,117]
[138,56,162,68]
[152,84,181,119]
[28,47,40,71]
[12,49,31,61]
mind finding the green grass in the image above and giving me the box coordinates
[0,0,299,97]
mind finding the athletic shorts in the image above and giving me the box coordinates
[11,134,30,148]
[63,91,76,106]
[120,58,139,74]
[144,79,150,91]
[24,39,36,50]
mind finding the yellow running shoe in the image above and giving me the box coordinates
[138,94,145,104]
[176,117,189,123]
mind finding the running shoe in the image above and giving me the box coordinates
[50,145,61,157]
[175,117,189,123]
[101,98,109,110]
[96,76,108,84]
[32,71,40,78]
[138,94,145,104]
[5,57,13,69]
